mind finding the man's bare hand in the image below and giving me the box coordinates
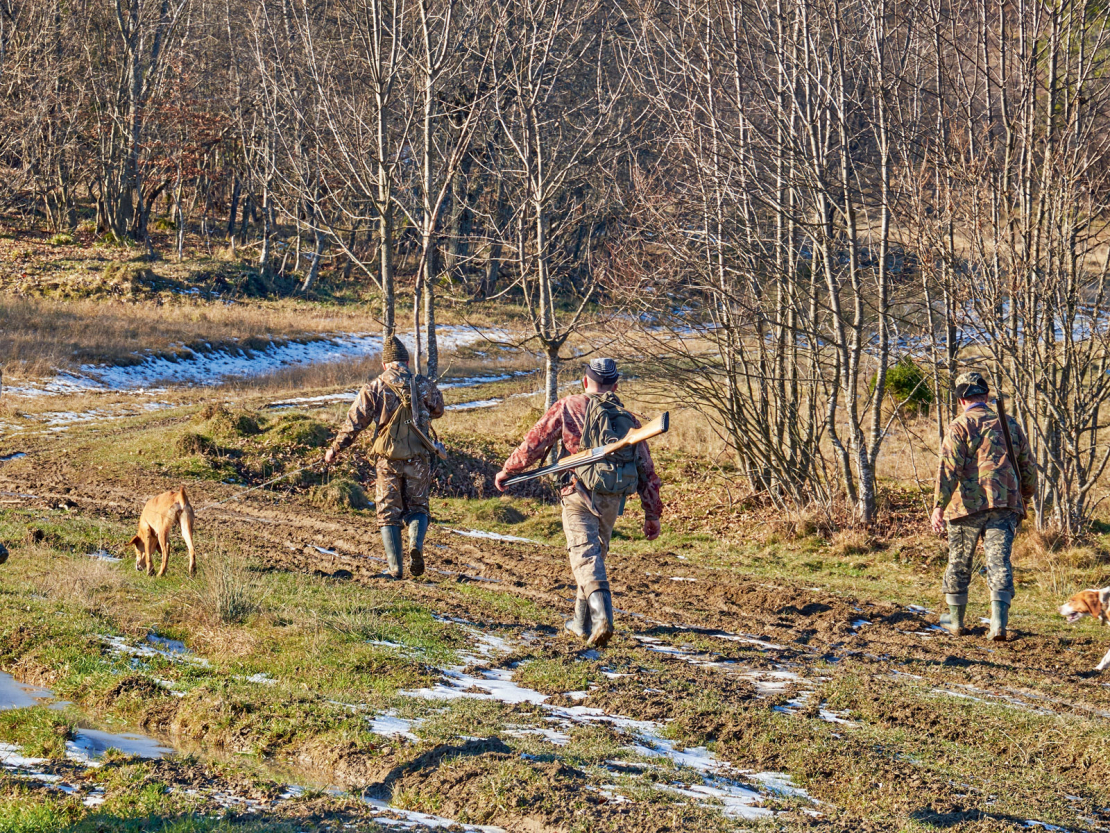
[324,448,337,467]
[930,507,946,535]
[494,470,510,492]
[644,518,661,541]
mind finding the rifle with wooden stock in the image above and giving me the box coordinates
[503,412,670,487]
[995,394,1026,519]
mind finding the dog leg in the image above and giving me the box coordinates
[156,531,170,577]
[180,506,197,577]
[1097,647,1110,672]
[146,539,157,576]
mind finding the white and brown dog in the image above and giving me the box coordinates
[130,486,197,578]
[1060,588,1110,671]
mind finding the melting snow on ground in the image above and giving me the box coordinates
[8,327,505,396]
[444,527,544,545]
[394,618,820,822]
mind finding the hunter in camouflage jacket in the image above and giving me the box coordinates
[933,404,1037,522]
[330,363,445,455]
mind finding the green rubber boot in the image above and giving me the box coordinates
[939,604,966,636]
[381,526,404,580]
[407,514,428,578]
[586,590,615,649]
[989,600,1009,642]
[565,598,591,641]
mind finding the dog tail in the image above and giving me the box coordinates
[178,485,190,507]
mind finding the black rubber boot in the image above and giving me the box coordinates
[586,590,614,649]
[381,526,404,579]
[938,604,966,636]
[989,600,1009,642]
[565,598,590,641]
[407,514,428,578]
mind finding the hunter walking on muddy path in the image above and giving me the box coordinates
[324,337,446,580]
[495,358,663,649]
[931,372,1037,642]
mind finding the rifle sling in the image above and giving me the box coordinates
[996,396,1026,519]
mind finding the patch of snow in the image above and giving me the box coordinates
[655,779,772,820]
[101,634,210,668]
[88,550,122,563]
[0,452,26,462]
[445,399,502,412]
[670,577,697,582]
[506,726,572,746]
[363,798,506,832]
[369,711,422,741]
[266,392,357,409]
[444,527,543,545]
[851,619,871,628]
[13,328,506,396]
[0,742,48,769]
[906,604,933,614]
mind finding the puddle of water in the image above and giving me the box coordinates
[0,672,172,764]
[0,672,53,709]
[147,634,188,654]
[66,729,173,762]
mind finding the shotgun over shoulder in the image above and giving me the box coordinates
[504,412,669,487]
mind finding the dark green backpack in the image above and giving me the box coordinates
[578,393,640,496]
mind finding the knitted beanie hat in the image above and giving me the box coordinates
[383,336,409,364]
[586,358,620,385]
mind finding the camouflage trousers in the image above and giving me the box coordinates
[562,490,624,600]
[375,455,432,528]
[942,508,1018,605]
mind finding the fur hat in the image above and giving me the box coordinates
[383,336,409,365]
[586,358,620,386]
[954,371,989,399]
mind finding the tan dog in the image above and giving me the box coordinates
[1059,588,1110,671]
[130,486,197,577]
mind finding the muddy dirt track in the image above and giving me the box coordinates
[7,435,1110,831]
[5,445,1110,715]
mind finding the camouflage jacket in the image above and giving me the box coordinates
[502,393,664,520]
[934,404,1037,521]
[331,363,445,455]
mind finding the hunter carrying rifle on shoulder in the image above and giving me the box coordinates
[932,371,1037,641]
[495,358,664,649]
[324,336,446,580]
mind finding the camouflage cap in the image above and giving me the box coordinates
[954,371,989,399]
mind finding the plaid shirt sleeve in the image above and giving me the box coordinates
[636,441,664,521]
[502,400,566,475]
